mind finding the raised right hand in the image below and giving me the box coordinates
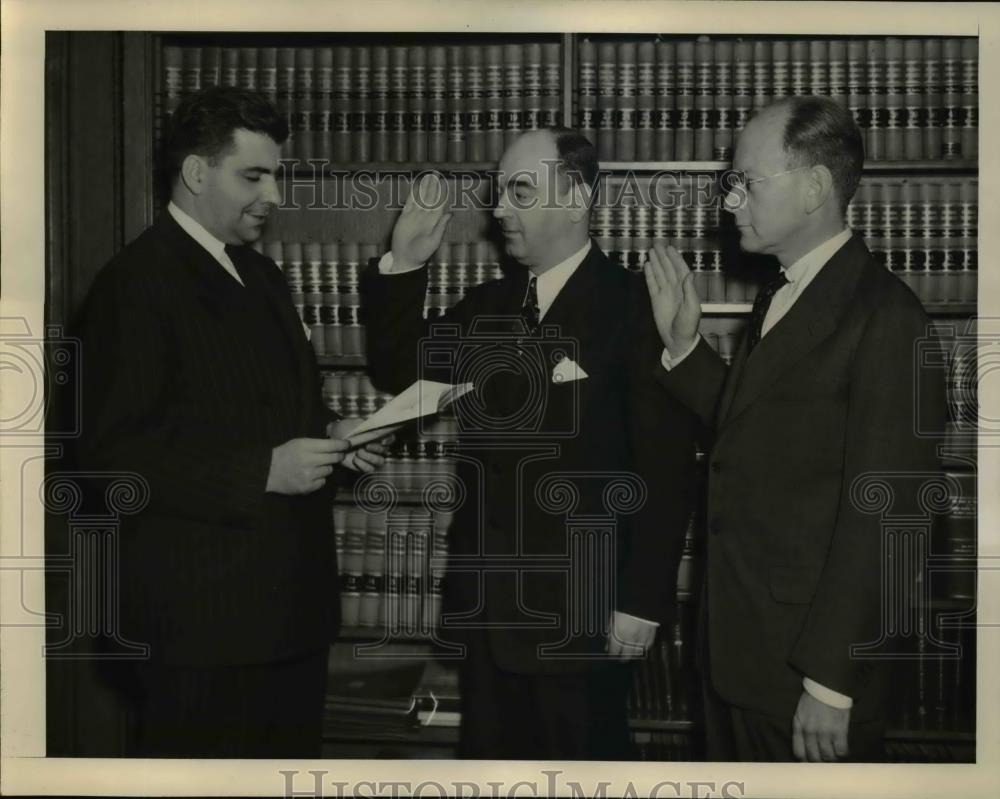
[643,243,702,357]
[389,173,453,270]
[266,437,350,495]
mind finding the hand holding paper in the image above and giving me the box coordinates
[341,379,473,447]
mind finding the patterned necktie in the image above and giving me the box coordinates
[521,275,540,334]
[746,272,790,351]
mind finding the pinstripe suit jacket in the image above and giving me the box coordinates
[77,213,339,665]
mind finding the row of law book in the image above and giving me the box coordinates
[579,36,978,162]
[334,510,450,631]
[162,42,563,163]
[889,625,976,734]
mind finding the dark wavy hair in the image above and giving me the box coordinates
[157,86,289,201]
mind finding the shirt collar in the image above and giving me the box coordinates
[531,239,592,296]
[780,227,853,284]
[168,201,229,263]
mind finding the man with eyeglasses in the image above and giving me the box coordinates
[363,128,698,759]
[643,96,944,762]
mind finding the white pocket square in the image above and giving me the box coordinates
[551,356,589,384]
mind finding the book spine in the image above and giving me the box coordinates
[202,46,221,88]
[503,44,524,149]
[163,46,183,115]
[866,39,886,161]
[828,39,846,105]
[403,521,427,633]
[616,41,637,161]
[303,242,324,352]
[694,37,714,161]
[942,38,962,159]
[675,41,695,160]
[523,42,542,133]
[924,38,943,160]
[353,46,371,163]
[360,516,386,628]
[884,38,904,161]
[409,46,428,163]
[771,40,790,99]
[465,46,485,162]
[959,179,977,303]
[733,40,753,147]
[254,47,275,105]
[371,46,390,162]
[340,514,365,628]
[655,41,675,160]
[484,45,504,162]
[714,40,733,162]
[613,204,631,271]
[277,47,296,160]
[597,42,617,162]
[390,46,409,162]
[920,180,947,303]
[900,180,923,299]
[790,40,808,96]
[339,242,362,356]
[447,46,466,161]
[751,40,771,111]
[961,38,978,161]
[809,39,828,98]
[847,39,867,135]
[632,204,651,273]
[295,48,315,163]
[542,42,562,127]
[428,45,448,163]
[903,39,925,161]
[239,46,258,90]
[381,527,405,630]
[320,242,341,355]
[183,46,202,96]
[220,46,239,88]
[636,41,656,160]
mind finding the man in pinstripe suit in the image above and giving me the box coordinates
[77,87,386,758]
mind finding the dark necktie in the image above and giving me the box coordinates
[746,272,790,351]
[521,275,540,334]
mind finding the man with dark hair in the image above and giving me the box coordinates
[362,128,697,758]
[77,86,386,758]
[644,96,944,761]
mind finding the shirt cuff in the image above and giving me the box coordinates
[615,610,660,628]
[659,335,701,371]
[378,251,425,275]
[803,677,853,709]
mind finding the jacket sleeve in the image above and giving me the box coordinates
[788,290,945,697]
[615,279,700,624]
[653,335,730,432]
[360,257,478,394]
[76,266,273,528]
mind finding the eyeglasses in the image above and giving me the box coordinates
[723,166,810,191]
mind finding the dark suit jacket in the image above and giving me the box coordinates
[362,242,698,674]
[76,213,340,666]
[656,234,945,721]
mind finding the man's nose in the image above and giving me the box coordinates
[261,176,282,207]
[493,193,509,219]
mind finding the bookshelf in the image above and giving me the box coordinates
[48,29,976,761]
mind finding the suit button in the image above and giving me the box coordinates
[710,519,722,536]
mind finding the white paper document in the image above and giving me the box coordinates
[345,379,473,444]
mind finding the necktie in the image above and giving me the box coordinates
[746,272,789,351]
[521,275,540,334]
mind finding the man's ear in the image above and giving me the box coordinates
[804,164,834,215]
[180,154,208,196]
[567,182,589,224]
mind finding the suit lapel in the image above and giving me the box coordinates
[536,243,601,341]
[719,234,870,429]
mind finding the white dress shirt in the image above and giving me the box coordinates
[379,239,592,322]
[168,201,245,286]
[380,240,657,636]
[661,227,855,710]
